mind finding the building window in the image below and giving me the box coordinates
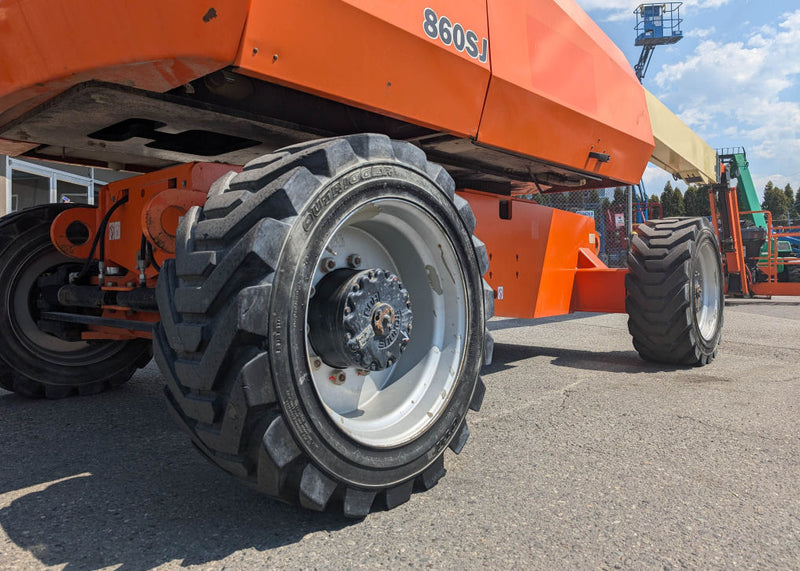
[4,157,110,214]
[11,169,50,211]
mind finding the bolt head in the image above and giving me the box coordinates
[329,370,346,385]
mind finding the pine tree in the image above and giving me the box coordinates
[661,181,675,217]
[785,184,796,221]
[647,192,662,219]
[793,185,800,220]
[673,188,686,216]
[762,181,789,223]
[612,187,626,208]
[683,184,710,217]
[683,185,698,216]
[697,186,711,217]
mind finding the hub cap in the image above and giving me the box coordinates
[308,268,413,371]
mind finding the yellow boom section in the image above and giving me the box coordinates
[646,89,717,185]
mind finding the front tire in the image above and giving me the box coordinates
[154,135,493,517]
[626,217,723,366]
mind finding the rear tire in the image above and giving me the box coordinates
[154,134,493,517]
[626,217,723,366]
[0,205,152,398]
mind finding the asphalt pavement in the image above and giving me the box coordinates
[1,298,798,569]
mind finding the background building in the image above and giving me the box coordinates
[0,156,135,216]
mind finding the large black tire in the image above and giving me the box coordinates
[154,134,494,517]
[0,204,152,398]
[786,265,800,283]
[626,217,723,366]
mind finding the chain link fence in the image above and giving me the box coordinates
[516,187,645,268]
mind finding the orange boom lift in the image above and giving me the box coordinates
[0,0,723,517]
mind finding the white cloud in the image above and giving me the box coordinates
[686,26,716,38]
[577,0,731,22]
[642,164,674,193]
[654,10,800,169]
[754,174,792,193]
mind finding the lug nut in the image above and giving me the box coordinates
[311,357,322,370]
[347,254,362,268]
[321,258,336,273]
[329,370,346,385]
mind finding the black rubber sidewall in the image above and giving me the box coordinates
[268,162,484,489]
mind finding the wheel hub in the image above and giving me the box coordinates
[694,271,703,313]
[371,303,396,337]
[308,268,412,371]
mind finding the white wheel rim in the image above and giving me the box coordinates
[305,198,469,448]
[694,240,721,341]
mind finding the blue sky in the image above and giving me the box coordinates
[577,0,800,199]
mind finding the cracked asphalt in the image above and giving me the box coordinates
[1,298,798,569]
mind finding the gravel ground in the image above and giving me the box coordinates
[1,298,798,569]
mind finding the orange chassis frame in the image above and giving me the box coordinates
[50,166,627,343]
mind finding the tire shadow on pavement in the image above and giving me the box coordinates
[485,342,684,375]
[0,365,352,570]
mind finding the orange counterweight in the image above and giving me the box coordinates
[459,190,627,319]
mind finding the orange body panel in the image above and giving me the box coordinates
[460,190,627,318]
[234,0,491,138]
[479,0,654,185]
[0,0,250,125]
[0,0,653,186]
[572,248,627,314]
